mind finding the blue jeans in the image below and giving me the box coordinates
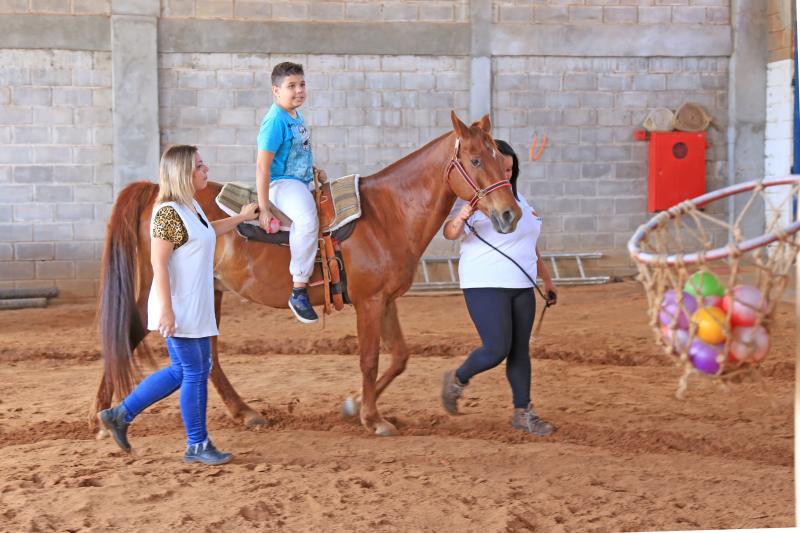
[122,336,212,445]
[455,287,536,409]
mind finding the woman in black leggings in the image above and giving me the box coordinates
[440,139,557,436]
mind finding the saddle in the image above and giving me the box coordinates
[215,174,362,314]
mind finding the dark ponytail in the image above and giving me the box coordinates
[494,139,519,200]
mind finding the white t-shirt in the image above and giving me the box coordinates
[147,200,219,338]
[455,196,542,289]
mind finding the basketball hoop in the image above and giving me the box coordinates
[628,177,800,398]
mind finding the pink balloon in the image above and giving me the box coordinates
[659,290,697,330]
[660,325,690,352]
[729,325,770,362]
[721,285,767,328]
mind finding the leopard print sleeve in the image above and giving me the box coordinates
[151,206,188,249]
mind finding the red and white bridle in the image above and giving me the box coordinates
[445,138,511,208]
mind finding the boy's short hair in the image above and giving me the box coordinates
[271,62,304,86]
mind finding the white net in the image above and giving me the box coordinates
[629,178,800,398]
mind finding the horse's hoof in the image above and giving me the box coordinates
[96,428,109,440]
[242,409,267,427]
[374,420,398,437]
[341,396,361,419]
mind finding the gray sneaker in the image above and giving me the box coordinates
[441,370,466,415]
[512,408,555,436]
[97,404,131,452]
[184,439,233,466]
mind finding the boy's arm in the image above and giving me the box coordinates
[256,149,275,231]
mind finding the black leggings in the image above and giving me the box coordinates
[455,287,536,409]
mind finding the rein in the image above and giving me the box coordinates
[446,138,512,208]
[464,219,557,337]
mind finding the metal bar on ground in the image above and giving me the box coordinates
[0,287,59,299]
[0,297,48,310]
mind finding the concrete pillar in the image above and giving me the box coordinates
[111,0,160,193]
[728,0,768,236]
[469,0,491,122]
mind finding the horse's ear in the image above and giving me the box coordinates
[450,111,469,138]
[476,114,492,134]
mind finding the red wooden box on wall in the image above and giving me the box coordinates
[636,131,708,212]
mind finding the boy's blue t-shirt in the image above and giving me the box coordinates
[257,104,313,184]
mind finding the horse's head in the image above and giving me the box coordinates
[446,111,521,234]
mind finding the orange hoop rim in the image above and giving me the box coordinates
[628,177,800,266]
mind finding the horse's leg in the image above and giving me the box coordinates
[208,287,267,427]
[355,298,397,436]
[90,375,113,437]
[342,300,408,418]
[375,300,409,398]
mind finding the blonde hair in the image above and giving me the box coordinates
[156,144,198,206]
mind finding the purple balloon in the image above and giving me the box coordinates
[689,339,724,375]
[659,290,697,330]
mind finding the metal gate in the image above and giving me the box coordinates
[411,252,610,291]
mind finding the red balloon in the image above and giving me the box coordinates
[721,285,767,328]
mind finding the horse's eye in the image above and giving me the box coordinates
[470,159,481,167]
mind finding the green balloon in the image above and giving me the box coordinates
[683,271,725,298]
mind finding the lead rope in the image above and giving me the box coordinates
[464,220,556,336]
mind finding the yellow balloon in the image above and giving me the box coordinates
[691,307,728,345]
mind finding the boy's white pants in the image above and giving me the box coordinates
[269,179,319,284]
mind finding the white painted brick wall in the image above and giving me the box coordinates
[492,55,729,253]
[493,0,730,25]
[0,0,109,14]
[0,49,112,297]
[764,59,793,227]
[158,53,470,181]
[160,0,469,22]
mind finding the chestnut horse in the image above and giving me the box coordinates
[94,112,521,436]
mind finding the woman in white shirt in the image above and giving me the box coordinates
[441,139,557,436]
[98,145,258,465]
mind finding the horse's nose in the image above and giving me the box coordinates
[501,209,515,227]
[490,208,518,233]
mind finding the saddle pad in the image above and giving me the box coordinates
[216,176,362,234]
[215,182,291,230]
[323,174,361,233]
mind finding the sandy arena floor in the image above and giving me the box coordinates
[0,281,794,532]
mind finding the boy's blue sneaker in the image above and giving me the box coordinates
[288,287,318,324]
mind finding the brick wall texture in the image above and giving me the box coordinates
[491,55,729,253]
[493,0,730,25]
[0,50,112,298]
[159,53,470,181]
[0,2,743,297]
[768,0,794,63]
[160,0,468,21]
[0,0,467,20]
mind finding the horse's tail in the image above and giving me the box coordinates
[98,181,159,397]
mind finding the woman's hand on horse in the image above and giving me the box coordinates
[240,202,258,221]
[158,310,176,338]
[458,203,475,222]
